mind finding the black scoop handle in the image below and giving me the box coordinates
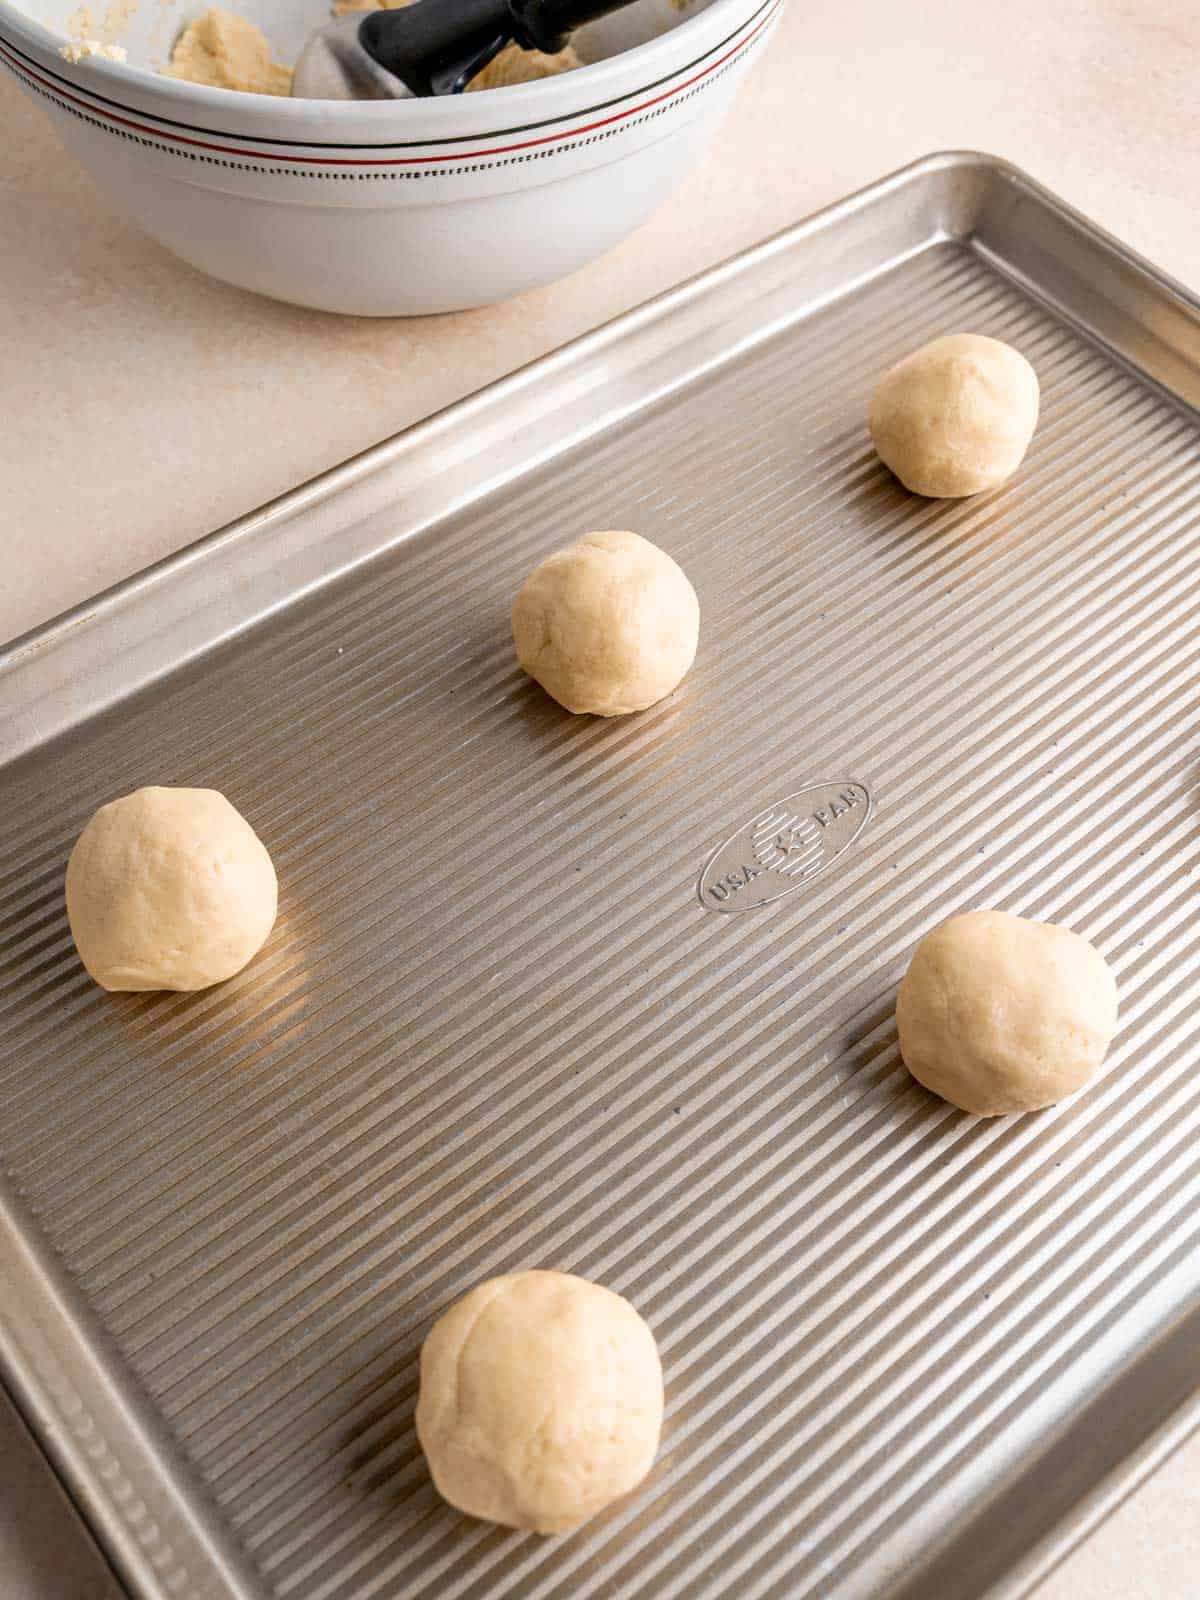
[509,0,633,53]
[359,0,635,96]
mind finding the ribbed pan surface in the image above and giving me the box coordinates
[4,239,1200,1600]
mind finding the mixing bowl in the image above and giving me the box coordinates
[0,0,782,313]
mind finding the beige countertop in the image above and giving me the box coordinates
[2,0,1198,1593]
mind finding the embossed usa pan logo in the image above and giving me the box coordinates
[698,781,872,913]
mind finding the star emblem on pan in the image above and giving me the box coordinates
[751,811,824,876]
[774,827,809,856]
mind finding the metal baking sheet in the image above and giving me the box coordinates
[3,152,1200,1600]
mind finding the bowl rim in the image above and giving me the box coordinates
[0,0,770,134]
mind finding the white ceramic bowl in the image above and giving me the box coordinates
[0,0,781,313]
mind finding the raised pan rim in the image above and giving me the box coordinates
[2,153,1199,1600]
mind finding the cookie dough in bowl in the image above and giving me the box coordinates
[896,909,1119,1116]
[870,334,1040,498]
[416,1270,664,1533]
[512,530,700,716]
[65,786,277,992]
[165,4,583,97]
[167,7,292,94]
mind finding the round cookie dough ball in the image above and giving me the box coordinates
[896,909,1118,1116]
[416,1269,663,1534]
[870,334,1040,497]
[65,786,277,992]
[512,530,699,716]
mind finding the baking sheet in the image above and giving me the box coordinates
[2,153,1200,1600]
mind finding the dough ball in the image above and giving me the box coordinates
[896,909,1118,1116]
[416,1269,663,1534]
[65,786,277,992]
[870,334,1040,497]
[512,531,699,716]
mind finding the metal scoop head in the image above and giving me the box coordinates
[292,14,415,101]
